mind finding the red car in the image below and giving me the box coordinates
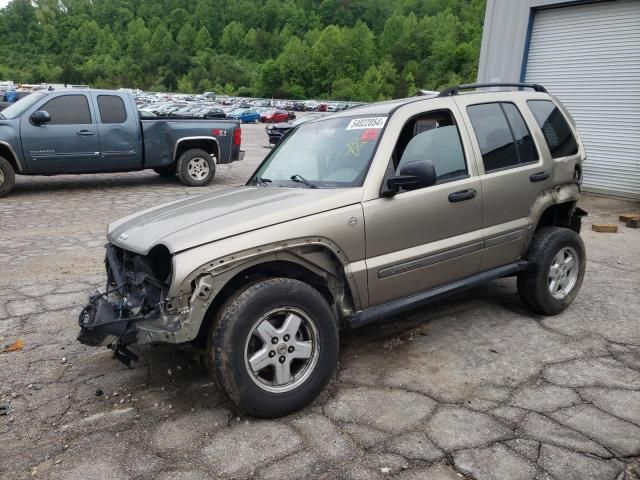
[317,102,328,112]
[261,109,289,123]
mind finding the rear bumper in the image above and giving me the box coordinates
[230,149,245,162]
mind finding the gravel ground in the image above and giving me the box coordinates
[1,118,640,480]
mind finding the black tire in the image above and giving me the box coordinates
[153,165,176,177]
[517,227,586,315]
[176,149,215,186]
[208,278,339,418]
[0,156,16,198]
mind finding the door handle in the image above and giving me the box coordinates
[530,171,550,182]
[448,188,477,203]
[76,130,95,136]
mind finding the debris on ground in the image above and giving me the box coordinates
[626,217,640,229]
[619,213,640,222]
[592,223,618,233]
[1,338,24,354]
[0,404,11,416]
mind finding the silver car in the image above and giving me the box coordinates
[78,83,587,417]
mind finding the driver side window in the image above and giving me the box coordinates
[391,110,468,187]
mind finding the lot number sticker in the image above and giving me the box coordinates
[346,117,387,130]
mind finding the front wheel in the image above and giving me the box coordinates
[176,149,215,186]
[209,278,339,417]
[517,227,586,315]
[0,156,16,198]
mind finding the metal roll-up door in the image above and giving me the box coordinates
[524,0,640,199]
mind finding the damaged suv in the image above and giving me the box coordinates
[79,83,587,418]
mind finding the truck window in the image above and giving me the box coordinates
[40,95,92,125]
[467,102,537,173]
[527,100,578,159]
[97,95,127,124]
[393,110,468,185]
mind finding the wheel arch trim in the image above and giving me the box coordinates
[173,136,220,162]
[0,141,23,172]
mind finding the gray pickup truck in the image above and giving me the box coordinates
[0,89,244,196]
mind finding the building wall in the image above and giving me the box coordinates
[477,0,605,83]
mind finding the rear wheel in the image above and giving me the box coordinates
[0,156,16,198]
[209,278,339,417]
[176,149,215,186]
[517,227,586,315]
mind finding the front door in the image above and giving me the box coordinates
[363,104,484,307]
[20,93,100,173]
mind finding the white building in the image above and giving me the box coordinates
[478,0,640,199]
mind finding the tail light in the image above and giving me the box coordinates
[233,127,241,147]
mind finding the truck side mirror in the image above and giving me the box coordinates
[31,110,51,125]
[382,160,437,196]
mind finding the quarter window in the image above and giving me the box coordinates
[40,95,92,125]
[527,100,578,158]
[393,110,468,186]
[467,102,538,173]
[97,95,127,124]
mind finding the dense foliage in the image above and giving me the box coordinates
[0,0,485,101]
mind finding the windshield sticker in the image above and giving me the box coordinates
[360,129,379,142]
[346,117,387,130]
[345,141,367,157]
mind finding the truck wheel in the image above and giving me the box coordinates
[517,227,586,315]
[177,149,215,186]
[209,278,339,418]
[153,165,176,177]
[0,156,16,198]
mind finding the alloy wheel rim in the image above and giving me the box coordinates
[548,246,579,300]
[0,169,4,186]
[244,307,320,393]
[187,158,210,181]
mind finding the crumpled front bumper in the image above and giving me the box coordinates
[77,288,134,348]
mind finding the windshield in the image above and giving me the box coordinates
[250,115,387,188]
[0,92,47,119]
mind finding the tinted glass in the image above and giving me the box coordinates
[97,95,127,123]
[41,95,91,125]
[527,100,578,158]
[501,103,538,164]
[467,103,518,172]
[397,117,467,183]
[0,92,46,119]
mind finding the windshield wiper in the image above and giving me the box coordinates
[290,174,318,189]
[254,176,272,186]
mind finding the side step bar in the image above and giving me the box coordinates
[343,261,529,330]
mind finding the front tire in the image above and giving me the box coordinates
[517,227,586,315]
[209,278,339,418]
[176,149,215,186]
[0,156,16,198]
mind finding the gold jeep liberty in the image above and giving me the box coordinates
[79,83,587,417]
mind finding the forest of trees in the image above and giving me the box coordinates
[0,0,486,101]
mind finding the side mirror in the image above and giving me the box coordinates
[31,110,51,125]
[383,160,437,196]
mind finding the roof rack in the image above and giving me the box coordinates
[437,83,547,97]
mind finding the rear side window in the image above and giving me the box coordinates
[467,102,538,173]
[527,100,578,158]
[97,95,127,124]
[40,95,92,125]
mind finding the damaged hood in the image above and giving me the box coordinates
[107,186,362,254]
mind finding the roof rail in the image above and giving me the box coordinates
[437,83,547,97]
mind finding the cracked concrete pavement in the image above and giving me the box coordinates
[1,118,640,479]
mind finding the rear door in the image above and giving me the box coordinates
[454,94,552,270]
[20,93,100,173]
[91,93,141,171]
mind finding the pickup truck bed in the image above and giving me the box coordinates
[0,89,244,196]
